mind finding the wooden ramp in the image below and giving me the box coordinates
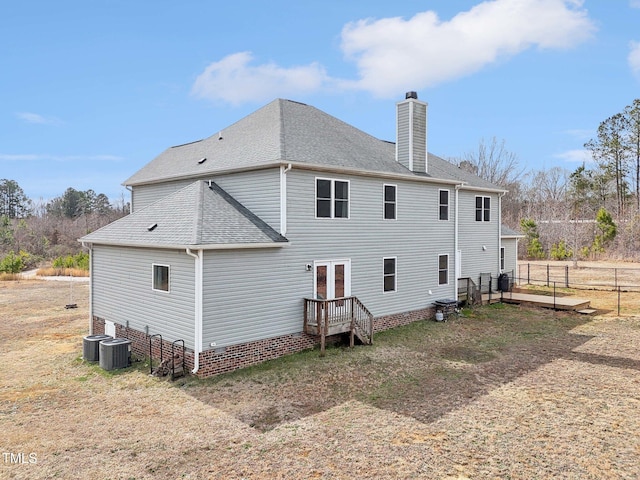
[482,291,591,311]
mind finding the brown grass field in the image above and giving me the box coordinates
[2,261,640,479]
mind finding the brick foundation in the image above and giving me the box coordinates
[92,305,435,378]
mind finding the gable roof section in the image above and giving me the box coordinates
[124,98,503,192]
[80,181,288,249]
[501,225,525,238]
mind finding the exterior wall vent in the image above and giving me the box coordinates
[147,223,158,231]
[198,157,207,164]
[99,338,132,371]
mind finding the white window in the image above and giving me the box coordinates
[475,196,491,222]
[383,257,397,292]
[500,247,506,270]
[439,189,449,221]
[438,255,449,285]
[383,184,396,220]
[152,264,170,292]
[316,178,349,218]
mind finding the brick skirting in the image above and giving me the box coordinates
[92,305,435,378]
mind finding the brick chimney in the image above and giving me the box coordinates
[396,91,428,173]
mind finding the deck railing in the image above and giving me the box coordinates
[303,296,373,355]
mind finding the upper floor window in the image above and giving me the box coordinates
[475,196,491,222]
[384,184,396,220]
[438,254,449,285]
[439,189,449,221]
[316,178,349,218]
[152,264,170,292]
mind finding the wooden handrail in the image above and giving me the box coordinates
[304,296,374,355]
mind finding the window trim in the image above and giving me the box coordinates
[383,256,397,293]
[475,195,491,222]
[438,189,449,221]
[315,177,350,219]
[438,254,449,286]
[383,183,397,220]
[152,263,170,293]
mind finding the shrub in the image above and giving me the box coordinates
[0,250,30,274]
[550,240,573,260]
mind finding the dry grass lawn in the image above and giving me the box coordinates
[2,274,640,479]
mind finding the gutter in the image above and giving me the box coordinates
[186,248,203,374]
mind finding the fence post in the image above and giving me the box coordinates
[527,263,530,284]
[615,268,618,289]
[547,264,550,287]
[565,265,569,288]
[553,281,557,310]
[618,286,621,317]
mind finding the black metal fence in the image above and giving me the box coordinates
[519,263,640,316]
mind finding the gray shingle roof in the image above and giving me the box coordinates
[124,98,503,191]
[80,181,288,248]
[501,225,524,238]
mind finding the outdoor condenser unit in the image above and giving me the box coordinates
[83,334,113,362]
[99,338,132,371]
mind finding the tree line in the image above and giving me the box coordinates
[456,98,640,262]
[0,179,127,266]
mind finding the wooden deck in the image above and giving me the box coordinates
[482,291,591,311]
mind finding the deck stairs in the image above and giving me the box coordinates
[303,296,374,355]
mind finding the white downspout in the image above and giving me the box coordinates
[186,248,203,374]
[498,192,505,274]
[82,241,93,334]
[454,185,461,300]
[280,163,292,236]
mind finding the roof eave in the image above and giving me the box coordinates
[79,240,289,250]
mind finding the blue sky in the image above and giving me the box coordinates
[1,0,639,204]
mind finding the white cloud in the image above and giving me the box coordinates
[631,0,640,8]
[341,0,596,96]
[629,41,640,78]
[554,149,593,163]
[192,0,596,103]
[0,154,123,162]
[16,112,63,126]
[191,52,331,105]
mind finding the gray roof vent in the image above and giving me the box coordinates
[405,91,418,99]
[198,157,207,164]
[147,223,158,231]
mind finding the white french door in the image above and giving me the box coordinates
[314,260,351,300]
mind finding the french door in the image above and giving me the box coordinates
[314,260,351,301]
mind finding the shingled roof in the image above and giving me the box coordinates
[124,98,503,192]
[80,181,288,248]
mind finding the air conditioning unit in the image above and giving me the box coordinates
[99,338,132,371]
[83,334,113,362]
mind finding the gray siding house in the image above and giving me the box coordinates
[81,92,514,377]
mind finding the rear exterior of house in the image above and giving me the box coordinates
[82,93,510,377]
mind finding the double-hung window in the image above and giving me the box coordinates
[439,189,449,221]
[475,196,491,222]
[438,255,449,285]
[384,184,396,220]
[383,257,396,292]
[152,264,170,292]
[316,178,349,218]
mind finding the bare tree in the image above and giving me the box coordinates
[458,137,526,188]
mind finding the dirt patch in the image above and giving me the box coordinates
[2,279,640,479]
